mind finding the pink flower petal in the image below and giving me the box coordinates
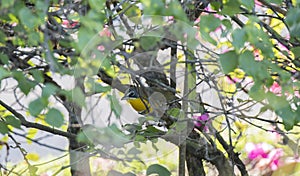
[193,113,210,131]
[99,26,111,37]
[97,45,105,51]
[270,82,281,94]
[246,143,269,160]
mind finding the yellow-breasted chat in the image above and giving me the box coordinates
[121,86,152,114]
[121,85,178,118]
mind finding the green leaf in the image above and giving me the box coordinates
[239,51,270,80]
[222,0,241,16]
[106,124,130,147]
[141,0,188,21]
[45,108,64,128]
[146,164,171,176]
[19,80,36,95]
[88,0,105,12]
[42,83,58,98]
[139,36,160,51]
[240,0,254,10]
[141,0,164,15]
[13,71,36,95]
[109,93,122,118]
[123,123,142,133]
[0,122,9,134]
[200,15,222,33]
[5,115,21,129]
[232,28,247,50]
[30,69,44,83]
[243,19,274,58]
[28,32,40,46]
[71,87,86,107]
[0,66,10,80]
[219,51,239,74]
[266,93,296,130]
[127,147,142,155]
[93,84,111,93]
[249,81,266,101]
[80,10,105,32]
[259,106,270,114]
[36,0,49,13]
[28,165,38,176]
[291,46,300,58]
[143,126,164,137]
[122,2,142,24]
[18,7,36,29]
[167,108,181,117]
[276,106,295,131]
[1,0,15,9]
[167,1,188,22]
[29,98,48,117]
[210,1,222,10]
[200,31,217,45]
[199,15,221,45]
[222,19,232,31]
[0,53,9,64]
[0,30,6,43]
[77,27,94,52]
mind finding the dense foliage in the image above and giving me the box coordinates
[1,0,300,175]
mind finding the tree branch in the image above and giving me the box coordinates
[0,99,76,139]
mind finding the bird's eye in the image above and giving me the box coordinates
[128,91,135,97]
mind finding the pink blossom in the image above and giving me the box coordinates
[226,76,241,84]
[194,17,200,25]
[285,33,290,40]
[11,22,18,27]
[194,26,201,41]
[254,49,263,61]
[193,113,210,131]
[221,49,230,54]
[246,143,284,171]
[204,6,212,12]
[277,42,289,52]
[255,0,263,6]
[246,143,269,160]
[62,20,78,28]
[214,25,223,32]
[97,45,105,51]
[248,147,268,160]
[268,148,283,170]
[270,82,281,94]
[99,26,111,37]
[167,16,175,24]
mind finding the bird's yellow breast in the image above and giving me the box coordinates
[127,98,151,113]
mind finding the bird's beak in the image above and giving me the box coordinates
[121,95,129,100]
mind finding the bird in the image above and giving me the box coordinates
[121,84,179,118]
[121,86,152,114]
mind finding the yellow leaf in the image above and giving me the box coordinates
[26,128,38,144]
[26,153,40,161]
[234,121,247,132]
[0,136,8,150]
[218,76,236,95]
[229,69,245,79]
[272,162,300,176]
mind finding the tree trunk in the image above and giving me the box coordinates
[66,77,91,176]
